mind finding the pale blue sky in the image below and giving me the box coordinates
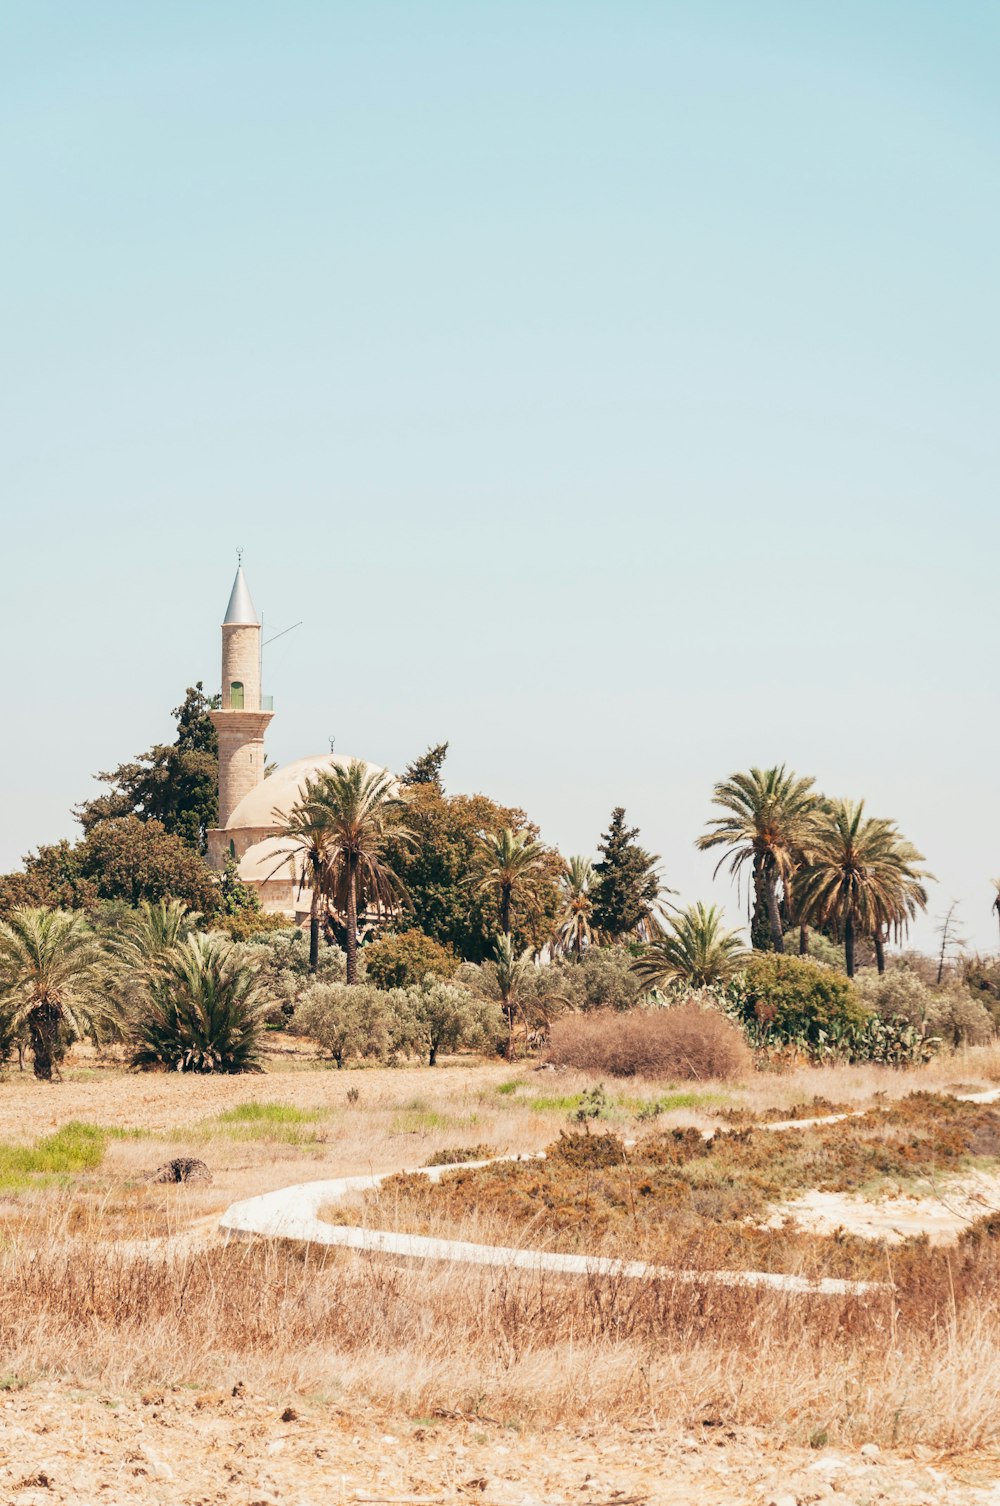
[1,3,997,949]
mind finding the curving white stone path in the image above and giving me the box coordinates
[219,1153,886,1297]
[218,1087,1000,1299]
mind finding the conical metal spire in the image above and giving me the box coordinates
[223,565,259,625]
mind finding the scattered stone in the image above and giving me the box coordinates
[146,1157,212,1185]
[860,1442,882,1460]
[281,1406,298,1422]
[232,1381,247,1399]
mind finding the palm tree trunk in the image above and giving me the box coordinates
[765,874,785,953]
[345,856,359,985]
[500,885,512,936]
[28,1005,55,1082]
[798,923,809,956]
[751,860,772,951]
[874,930,886,975]
[309,882,321,974]
[844,913,856,978]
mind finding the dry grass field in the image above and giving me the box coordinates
[5,1040,1000,1503]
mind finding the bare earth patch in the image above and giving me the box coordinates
[3,1383,1000,1506]
[773,1168,1000,1243]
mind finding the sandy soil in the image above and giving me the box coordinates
[4,1382,1000,1506]
[773,1169,1000,1243]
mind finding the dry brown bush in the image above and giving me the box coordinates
[547,1002,751,1080]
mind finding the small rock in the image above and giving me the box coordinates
[231,1381,247,1399]
[860,1442,881,1460]
[147,1157,212,1185]
[280,1406,298,1422]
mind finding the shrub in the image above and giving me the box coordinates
[211,910,292,942]
[855,969,993,1049]
[229,930,345,1019]
[293,982,411,1068]
[931,989,994,1048]
[131,933,267,1073]
[546,1002,751,1081]
[732,953,868,1047]
[364,929,459,990]
[780,928,846,972]
[406,980,503,1065]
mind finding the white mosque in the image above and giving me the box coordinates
[205,565,384,918]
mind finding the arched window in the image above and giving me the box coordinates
[230,681,244,709]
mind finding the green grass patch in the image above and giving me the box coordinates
[217,1102,324,1126]
[391,1108,458,1135]
[496,1080,528,1096]
[0,1121,108,1192]
[202,1101,331,1146]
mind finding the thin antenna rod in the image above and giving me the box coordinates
[263,621,303,647]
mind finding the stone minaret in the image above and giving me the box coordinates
[210,565,274,836]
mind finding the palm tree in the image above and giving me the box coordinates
[109,897,193,970]
[474,826,549,938]
[795,800,929,978]
[492,932,533,1059]
[633,902,748,991]
[131,932,268,1073]
[0,908,116,1080]
[304,761,412,984]
[554,855,596,960]
[696,766,819,953]
[272,790,339,973]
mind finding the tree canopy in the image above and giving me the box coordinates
[76,684,219,853]
[591,808,663,941]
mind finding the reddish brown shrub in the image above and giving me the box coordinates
[547,1003,751,1081]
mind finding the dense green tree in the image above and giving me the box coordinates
[77,683,219,853]
[0,908,117,1080]
[591,808,663,941]
[364,928,458,989]
[215,854,263,919]
[696,766,819,953]
[402,742,449,789]
[78,817,217,912]
[633,902,748,990]
[383,785,559,962]
[0,841,97,916]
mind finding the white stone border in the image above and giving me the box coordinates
[220,1153,886,1297]
[218,1088,1000,1298]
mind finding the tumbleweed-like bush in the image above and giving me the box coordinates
[546,1001,751,1081]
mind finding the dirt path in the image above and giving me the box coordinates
[4,1382,1000,1506]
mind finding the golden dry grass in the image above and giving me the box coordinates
[5,1039,1000,1467]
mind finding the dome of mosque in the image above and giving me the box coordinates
[223,752,390,832]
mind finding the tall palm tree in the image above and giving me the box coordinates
[0,908,116,1080]
[474,826,549,938]
[633,902,748,991]
[304,761,412,984]
[696,766,819,953]
[554,855,596,960]
[795,800,929,978]
[272,792,337,973]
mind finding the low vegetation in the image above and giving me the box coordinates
[547,1001,751,1080]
